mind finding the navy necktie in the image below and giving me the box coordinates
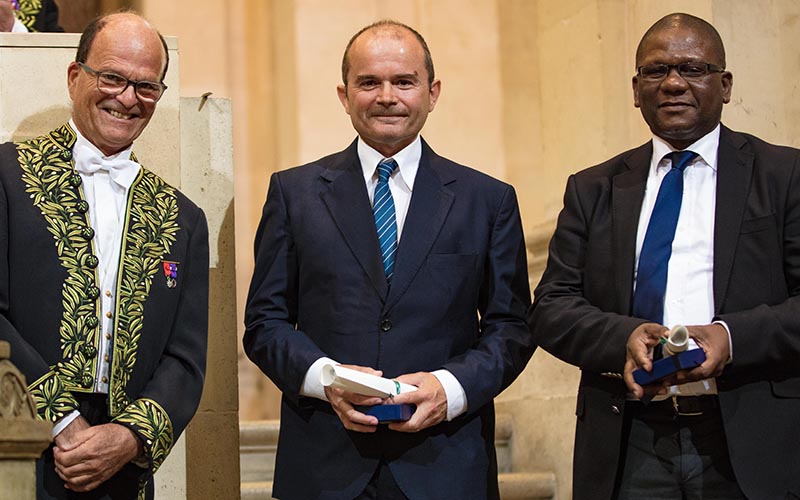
[373,158,399,283]
[632,150,698,323]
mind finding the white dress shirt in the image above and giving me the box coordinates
[300,136,468,421]
[11,17,27,32]
[635,124,730,396]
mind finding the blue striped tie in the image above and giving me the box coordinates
[373,158,399,283]
[632,150,698,323]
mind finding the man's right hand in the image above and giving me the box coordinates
[623,322,671,399]
[324,364,385,433]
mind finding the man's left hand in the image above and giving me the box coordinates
[388,372,447,433]
[53,423,143,492]
[672,323,730,383]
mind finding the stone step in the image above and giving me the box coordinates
[241,472,556,500]
[239,420,279,484]
[498,472,557,499]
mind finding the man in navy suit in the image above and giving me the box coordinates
[244,20,535,500]
[529,13,800,500]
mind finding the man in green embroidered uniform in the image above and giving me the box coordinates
[0,12,209,499]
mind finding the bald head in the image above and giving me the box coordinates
[76,12,169,81]
[636,13,726,68]
[341,20,435,87]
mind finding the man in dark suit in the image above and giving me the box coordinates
[244,20,534,500]
[529,12,800,500]
[0,12,208,499]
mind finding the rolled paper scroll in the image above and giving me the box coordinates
[321,364,418,398]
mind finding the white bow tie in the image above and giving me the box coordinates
[73,145,139,189]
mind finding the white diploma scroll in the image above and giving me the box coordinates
[662,324,690,356]
[321,364,418,398]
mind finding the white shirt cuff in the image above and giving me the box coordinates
[432,369,467,421]
[300,357,338,401]
[712,320,734,363]
[52,410,81,438]
[11,17,28,33]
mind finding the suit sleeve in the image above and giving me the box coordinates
[439,185,536,413]
[0,163,79,422]
[528,174,646,374]
[243,173,328,403]
[112,206,209,474]
[716,150,800,373]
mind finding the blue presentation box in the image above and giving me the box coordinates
[356,404,416,422]
[633,348,707,386]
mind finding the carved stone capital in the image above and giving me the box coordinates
[0,341,53,459]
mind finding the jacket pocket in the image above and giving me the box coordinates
[771,377,800,398]
[740,213,775,234]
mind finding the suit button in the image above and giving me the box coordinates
[380,319,392,332]
[85,316,99,329]
[611,405,621,415]
[82,345,97,359]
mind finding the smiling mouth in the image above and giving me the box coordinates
[106,109,134,120]
[373,114,406,121]
[660,102,693,109]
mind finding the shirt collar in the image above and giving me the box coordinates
[358,135,422,191]
[651,124,721,173]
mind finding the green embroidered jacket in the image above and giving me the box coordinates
[0,124,208,478]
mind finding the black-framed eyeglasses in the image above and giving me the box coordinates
[78,62,167,102]
[636,62,725,82]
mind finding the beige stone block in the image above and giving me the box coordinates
[0,460,37,500]
[186,411,241,500]
[178,96,240,499]
[496,396,577,500]
[0,34,73,142]
[180,97,239,414]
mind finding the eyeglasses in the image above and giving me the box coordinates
[78,62,167,102]
[636,62,725,82]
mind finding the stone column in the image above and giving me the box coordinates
[0,341,53,500]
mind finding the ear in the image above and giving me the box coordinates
[720,71,733,104]
[428,79,441,112]
[632,75,641,108]
[337,84,350,115]
[67,61,81,101]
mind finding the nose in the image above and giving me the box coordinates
[661,67,689,91]
[116,83,139,107]
[376,81,397,105]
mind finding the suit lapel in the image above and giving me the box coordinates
[713,126,753,313]
[612,143,652,314]
[386,141,454,310]
[319,142,389,299]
